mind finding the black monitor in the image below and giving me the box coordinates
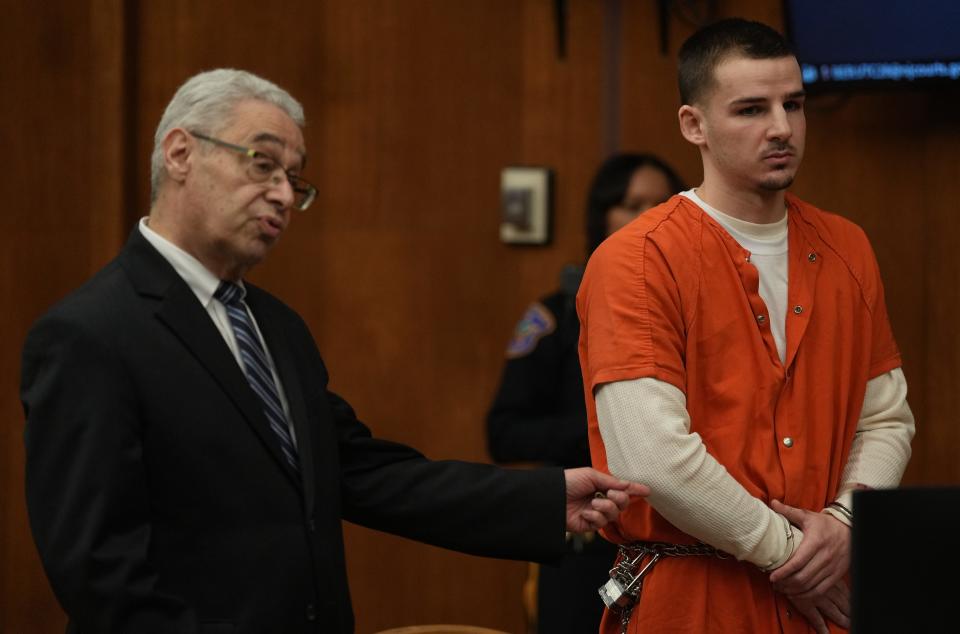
[783,0,960,91]
[851,487,959,633]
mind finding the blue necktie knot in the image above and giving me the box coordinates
[214,281,245,307]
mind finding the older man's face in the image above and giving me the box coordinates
[182,99,306,280]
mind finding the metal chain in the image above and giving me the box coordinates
[620,541,730,559]
[609,542,729,634]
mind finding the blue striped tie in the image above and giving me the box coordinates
[215,281,300,474]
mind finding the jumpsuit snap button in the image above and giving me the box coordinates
[783,437,794,448]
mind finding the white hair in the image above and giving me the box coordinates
[150,68,305,203]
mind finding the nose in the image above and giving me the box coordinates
[767,107,793,142]
[266,172,296,210]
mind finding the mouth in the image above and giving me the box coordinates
[257,215,284,239]
[762,150,795,168]
[763,150,793,160]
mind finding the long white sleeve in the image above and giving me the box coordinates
[824,368,915,525]
[597,377,799,570]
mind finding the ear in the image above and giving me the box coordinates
[678,104,707,147]
[162,128,193,184]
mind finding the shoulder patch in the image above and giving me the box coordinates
[505,302,557,358]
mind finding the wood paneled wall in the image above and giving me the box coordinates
[2,2,127,632]
[3,2,957,633]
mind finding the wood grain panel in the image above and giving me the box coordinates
[0,1,127,632]
[616,0,702,187]
[915,101,960,484]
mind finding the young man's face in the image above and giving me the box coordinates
[696,54,806,194]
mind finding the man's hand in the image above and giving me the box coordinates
[563,467,649,532]
[784,580,850,634]
[769,500,850,598]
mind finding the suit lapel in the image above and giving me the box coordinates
[120,230,303,491]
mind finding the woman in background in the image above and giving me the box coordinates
[487,153,685,634]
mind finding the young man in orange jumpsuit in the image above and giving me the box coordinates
[577,18,915,634]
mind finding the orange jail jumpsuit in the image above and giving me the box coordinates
[577,193,901,633]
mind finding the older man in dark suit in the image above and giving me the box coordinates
[21,69,645,634]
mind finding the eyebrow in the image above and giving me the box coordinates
[730,90,807,107]
[251,132,308,170]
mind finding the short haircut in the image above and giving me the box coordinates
[678,18,793,106]
[585,153,685,256]
[150,69,305,204]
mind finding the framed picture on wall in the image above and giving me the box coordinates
[500,166,553,245]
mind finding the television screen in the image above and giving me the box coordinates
[783,0,960,89]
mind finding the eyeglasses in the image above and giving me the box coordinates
[189,131,317,211]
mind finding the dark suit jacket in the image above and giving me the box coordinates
[21,229,566,634]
